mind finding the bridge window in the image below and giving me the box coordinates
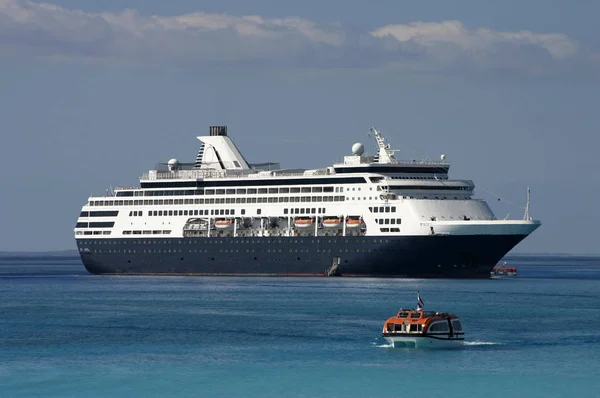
[429,321,449,332]
[452,320,463,332]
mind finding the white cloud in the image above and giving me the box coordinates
[0,0,592,73]
[372,21,578,60]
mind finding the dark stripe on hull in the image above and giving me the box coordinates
[76,234,529,278]
[382,333,465,341]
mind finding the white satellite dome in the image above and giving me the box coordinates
[352,142,365,156]
[440,154,446,161]
[168,158,181,171]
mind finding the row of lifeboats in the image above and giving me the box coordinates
[212,217,363,230]
[289,217,363,229]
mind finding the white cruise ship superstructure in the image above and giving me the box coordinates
[75,125,541,277]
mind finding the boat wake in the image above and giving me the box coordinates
[375,341,501,348]
[463,341,501,346]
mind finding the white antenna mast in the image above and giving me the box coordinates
[523,186,531,220]
[369,127,397,164]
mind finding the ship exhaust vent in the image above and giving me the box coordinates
[209,125,227,137]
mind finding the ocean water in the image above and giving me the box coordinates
[1,254,600,397]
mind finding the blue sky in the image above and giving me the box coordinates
[0,0,599,253]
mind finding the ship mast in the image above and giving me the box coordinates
[369,127,397,164]
[523,186,531,221]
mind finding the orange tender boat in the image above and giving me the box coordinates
[382,293,464,348]
[490,261,517,277]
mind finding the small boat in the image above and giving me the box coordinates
[294,218,314,228]
[345,217,362,228]
[322,218,342,228]
[214,219,235,229]
[490,261,517,277]
[382,293,464,348]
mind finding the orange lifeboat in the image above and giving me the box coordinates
[322,218,342,228]
[214,219,235,229]
[294,218,314,229]
[345,217,362,228]
[382,293,464,348]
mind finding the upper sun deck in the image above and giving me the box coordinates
[335,155,448,167]
[135,126,450,184]
[333,127,449,173]
[140,167,329,182]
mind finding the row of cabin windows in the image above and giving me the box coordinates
[369,206,396,213]
[348,196,388,201]
[117,185,463,198]
[143,208,360,217]
[89,196,345,207]
[82,247,398,255]
[118,186,337,197]
[284,208,326,215]
[130,211,143,217]
[75,222,115,228]
[75,231,111,235]
[147,209,245,217]
[79,211,119,218]
[407,196,464,200]
[123,230,172,235]
[376,218,402,225]
[380,228,400,233]
[81,238,392,245]
[390,176,448,180]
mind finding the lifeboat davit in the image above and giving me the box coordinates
[294,218,314,228]
[322,218,342,228]
[382,293,464,348]
[345,218,362,228]
[214,219,235,229]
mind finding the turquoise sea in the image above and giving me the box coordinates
[1,254,599,397]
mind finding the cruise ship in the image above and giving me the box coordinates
[75,125,541,277]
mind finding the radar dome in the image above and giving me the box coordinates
[440,154,446,161]
[352,143,365,156]
[168,158,181,171]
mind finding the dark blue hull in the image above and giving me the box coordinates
[76,234,529,277]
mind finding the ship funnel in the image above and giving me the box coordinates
[209,126,228,137]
